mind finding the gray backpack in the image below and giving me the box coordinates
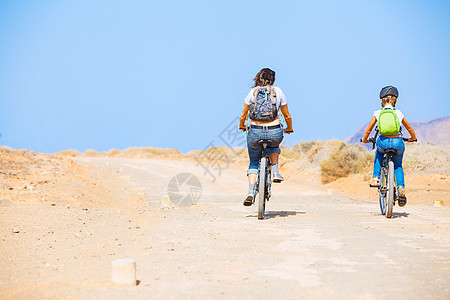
[249,86,278,121]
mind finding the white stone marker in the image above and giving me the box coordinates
[434,200,444,207]
[112,259,136,285]
[161,195,172,208]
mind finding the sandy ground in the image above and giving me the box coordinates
[1,152,449,299]
[326,173,450,206]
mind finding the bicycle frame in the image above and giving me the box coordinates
[379,152,397,217]
[253,142,272,219]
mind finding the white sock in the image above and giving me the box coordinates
[272,164,279,173]
[248,184,255,194]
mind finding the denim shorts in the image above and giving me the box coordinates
[246,125,284,175]
[374,136,406,187]
[376,136,405,154]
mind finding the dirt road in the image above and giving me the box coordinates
[1,157,449,299]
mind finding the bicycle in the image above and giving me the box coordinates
[252,139,273,220]
[361,130,416,218]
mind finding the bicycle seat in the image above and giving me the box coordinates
[257,139,274,146]
[383,148,398,156]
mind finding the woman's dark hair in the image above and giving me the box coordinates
[253,68,275,87]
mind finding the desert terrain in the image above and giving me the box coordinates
[0,144,449,299]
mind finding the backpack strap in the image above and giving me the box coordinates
[268,86,277,104]
[252,86,277,105]
[252,87,264,99]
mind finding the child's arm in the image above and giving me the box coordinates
[362,117,377,143]
[402,118,417,142]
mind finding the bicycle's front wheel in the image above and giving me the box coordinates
[386,160,395,218]
[258,157,267,220]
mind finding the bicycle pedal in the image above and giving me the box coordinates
[398,196,407,207]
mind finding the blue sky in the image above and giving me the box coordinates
[1,0,449,153]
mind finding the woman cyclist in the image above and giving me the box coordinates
[238,68,294,206]
[362,86,417,205]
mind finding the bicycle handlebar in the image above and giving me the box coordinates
[359,137,417,149]
[403,137,417,142]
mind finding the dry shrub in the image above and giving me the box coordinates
[199,146,234,162]
[184,146,247,164]
[185,150,201,158]
[403,142,450,174]
[107,149,121,157]
[56,149,82,157]
[85,149,102,157]
[104,147,182,158]
[280,147,301,160]
[136,147,180,156]
[232,147,248,162]
[119,147,149,157]
[292,140,344,166]
[320,143,372,184]
[292,141,316,154]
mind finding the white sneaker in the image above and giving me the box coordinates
[273,172,284,183]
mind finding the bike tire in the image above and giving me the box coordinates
[386,160,395,218]
[379,168,387,215]
[258,157,267,220]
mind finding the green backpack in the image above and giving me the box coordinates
[378,108,401,135]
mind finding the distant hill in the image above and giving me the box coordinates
[345,116,450,146]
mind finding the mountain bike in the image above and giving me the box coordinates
[361,131,416,218]
[253,139,273,220]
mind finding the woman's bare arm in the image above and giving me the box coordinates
[239,104,250,131]
[402,118,417,142]
[280,104,293,133]
[362,116,377,143]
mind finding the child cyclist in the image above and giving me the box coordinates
[238,68,294,206]
[362,86,417,206]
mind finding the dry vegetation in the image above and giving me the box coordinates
[57,147,182,159]
[288,141,449,183]
[402,142,450,174]
[319,144,372,184]
[53,141,450,185]
[2,142,449,208]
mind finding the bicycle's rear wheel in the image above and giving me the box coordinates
[258,157,267,220]
[386,160,395,218]
[379,168,387,215]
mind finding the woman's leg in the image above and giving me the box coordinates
[266,127,284,181]
[245,128,263,202]
[268,152,279,165]
[246,128,263,178]
[248,173,257,185]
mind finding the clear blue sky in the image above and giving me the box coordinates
[1,0,449,153]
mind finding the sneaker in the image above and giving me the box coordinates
[397,186,407,207]
[243,193,253,206]
[369,177,379,187]
[273,172,284,183]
